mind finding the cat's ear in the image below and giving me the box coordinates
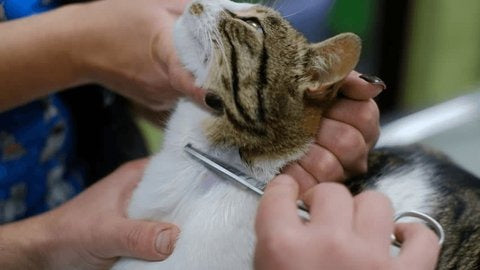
[304,33,361,100]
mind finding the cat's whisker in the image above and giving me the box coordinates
[282,2,309,19]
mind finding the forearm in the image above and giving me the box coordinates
[0,216,52,270]
[0,4,89,112]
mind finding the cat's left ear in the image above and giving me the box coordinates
[304,33,361,100]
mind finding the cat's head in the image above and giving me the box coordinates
[174,0,361,163]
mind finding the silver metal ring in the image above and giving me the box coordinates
[390,210,445,248]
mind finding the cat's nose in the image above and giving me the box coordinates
[189,2,205,16]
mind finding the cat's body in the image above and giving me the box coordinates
[113,1,480,269]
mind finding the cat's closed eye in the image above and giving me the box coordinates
[226,10,264,34]
[242,18,263,34]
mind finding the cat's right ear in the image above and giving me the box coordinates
[304,33,361,101]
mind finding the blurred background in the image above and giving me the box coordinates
[254,0,480,115]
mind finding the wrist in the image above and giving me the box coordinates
[0,216,53,270]
[50,3,95,86]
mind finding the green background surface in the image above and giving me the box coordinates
[403,0,480,109]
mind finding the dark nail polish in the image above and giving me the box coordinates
[359,74,387,90]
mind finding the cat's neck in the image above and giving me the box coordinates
[164,99,307,183]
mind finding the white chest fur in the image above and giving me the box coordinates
[112,100,280,270]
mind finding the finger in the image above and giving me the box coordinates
[395,223,441,269]
[340,71,385,100]
[302,183,353,226]
[256,175,302,236]
[282,163,318,194]
[298,144,345,183]
[99,219,180,261]
[324,98,380,148]
[353,191,394,246]
[315,118,368,176]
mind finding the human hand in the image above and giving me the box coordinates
[72,0,205,110]
[0,159,179,270]
[284,71,383,193]
[255,175,440,270]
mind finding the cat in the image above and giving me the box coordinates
[112,0,480,269]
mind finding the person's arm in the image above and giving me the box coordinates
[255,175,440,270]
[0,4,87,111]
[0,160,179,270]
[0,0,203,113]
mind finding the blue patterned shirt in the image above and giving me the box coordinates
[0,0,84,223]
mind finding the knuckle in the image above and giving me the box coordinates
[358,100,381,146]
[122,224,158,258]
[359,100,380,124]
[336,127,365,153]
[315,152,344,181]
[124,225,146,254]
[335,128,368,174]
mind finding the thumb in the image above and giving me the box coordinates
[104,219,180,261]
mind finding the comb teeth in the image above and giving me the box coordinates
[184,144,265,196]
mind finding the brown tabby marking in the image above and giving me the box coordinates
[189,3,205,16]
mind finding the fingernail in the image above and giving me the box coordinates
[155,227,179,255]
[359,74,387,90]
